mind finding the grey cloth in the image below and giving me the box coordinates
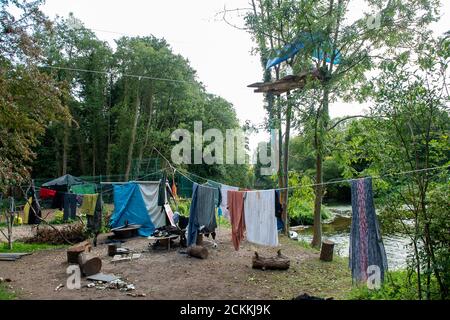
[187,183,217,246]
[138,182,166,228]
[349,177,388,283]
[63,193,77,221]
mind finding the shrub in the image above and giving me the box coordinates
[288,174,331,226]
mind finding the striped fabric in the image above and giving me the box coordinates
[350,178,388,283]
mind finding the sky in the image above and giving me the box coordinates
[41,0,450,153]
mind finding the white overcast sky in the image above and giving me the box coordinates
[41,0,449,152]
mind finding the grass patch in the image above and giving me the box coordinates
[0,241,67,253]
[0,284,16,300]
[347,270,444,300]
[242,235,352,300]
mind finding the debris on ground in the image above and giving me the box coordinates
[24,223,86,245]
[54,284,64,291]
[111,253,141,262]
[86,279,136,291]
[127,292,146,297]
[0,253,32,261]
[86,273,120,283]
[292,293,334,300]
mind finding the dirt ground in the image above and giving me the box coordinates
[0,227,353,300]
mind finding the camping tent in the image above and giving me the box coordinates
[42,174,84,191]
[109,181,169,237]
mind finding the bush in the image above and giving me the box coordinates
[288,174,331,226]
[348,270,443,300]
[176,198,191,216]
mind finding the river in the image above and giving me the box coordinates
[293,205,411,270]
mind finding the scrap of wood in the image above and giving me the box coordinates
[247,69,322,94]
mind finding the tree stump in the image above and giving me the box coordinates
[67,240,91,264]
[252,250,290,270]
[187,245,208,259]
[320,240,335,262]
[77,252,102,276]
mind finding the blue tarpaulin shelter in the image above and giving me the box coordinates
[266,32,341,69]
[110,183,156,237]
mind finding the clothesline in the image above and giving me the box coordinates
[159,162,449,193]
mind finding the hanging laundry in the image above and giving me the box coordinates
[139,182,166,228]
[51,191,65,210]
[187,183,217,246]
[63,193,77,221]
[171,181,178,199]
[275,190,284,231]
[87,194,102,238]
[158,172,167,206]
[39,187,56,199]
[71,184,96,195]
[219,184,239,220]
[206,180,223,208]
[227,190,246,251]
[244,190,278,247]
[23,197,32,224]
[80,194,98,216]
[27,183,41,225]
[349,178,388,283]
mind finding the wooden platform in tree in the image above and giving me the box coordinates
[247,69,322,95]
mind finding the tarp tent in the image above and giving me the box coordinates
[110,182,167,237]
[42,174,84,191]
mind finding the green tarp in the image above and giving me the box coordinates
[71,184,96,195]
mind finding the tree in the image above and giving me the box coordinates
[0,0,70,191]
[335,34,449,299]
[244,0,441,247]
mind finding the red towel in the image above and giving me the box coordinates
[39,188,56,199]
[228,190,246,251]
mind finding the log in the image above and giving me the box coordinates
[187,245,208,259]
[77,252,102,276]
[67,240,91,264]
[320,240,335,262]
[252,250,290,270]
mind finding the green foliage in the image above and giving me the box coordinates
[288,173,331,225]
[348,271,444,300]
[176,198,191,217]
[0,284,15,300]
[49,210,65,225]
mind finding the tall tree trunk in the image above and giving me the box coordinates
[311,85,330,248]
[282,91,292,235]
[137,86,154,174]
[76,130,86,175]
[106,73,113,181]
[92,138,96,177]
[62,125,69,175]
[124,84,140,181]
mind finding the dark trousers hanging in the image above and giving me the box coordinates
[63,193,77,221]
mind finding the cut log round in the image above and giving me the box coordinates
[67,240,91,264]
[187,245,208,259]
[77,252,102,276]
[320,240,335,262]
[252,250,290,270]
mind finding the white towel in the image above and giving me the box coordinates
[220,184,239,220]
[244,190,278,247]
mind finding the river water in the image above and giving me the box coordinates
[293,205,411,270]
